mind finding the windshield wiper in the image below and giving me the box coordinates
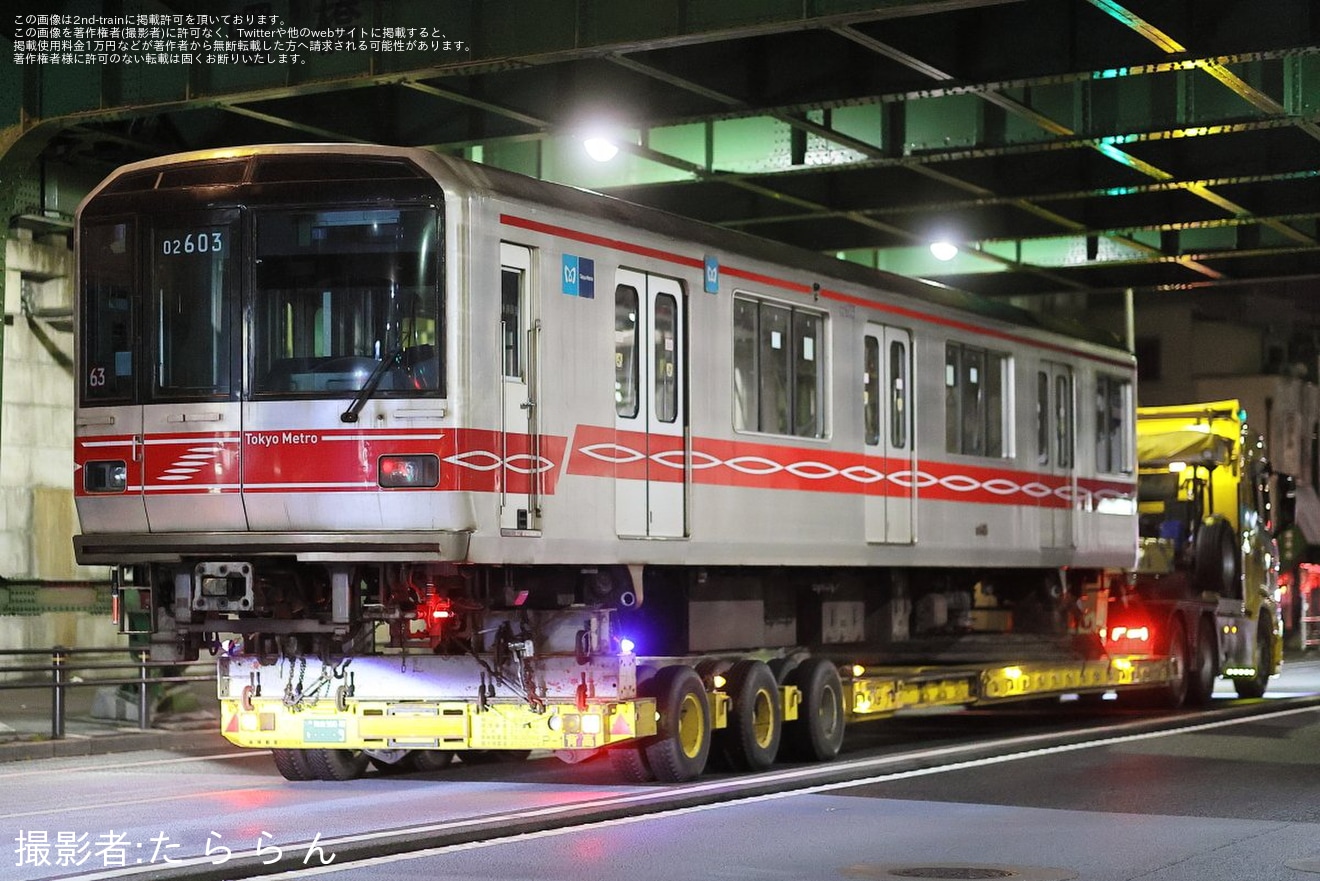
[340,349,402,423]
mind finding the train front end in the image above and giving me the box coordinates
[72,145,474,665]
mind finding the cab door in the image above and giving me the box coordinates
[499,243,542,533]
[614,270,686,538]
[863,323,915,544]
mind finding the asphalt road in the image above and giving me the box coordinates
[4,659,1320,881]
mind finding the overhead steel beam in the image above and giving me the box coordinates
[219,105,369,143]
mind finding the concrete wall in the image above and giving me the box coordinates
[3,229,118,653]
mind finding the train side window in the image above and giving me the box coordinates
[654,293,678,423]
[890,339,908,449]
[501,267,522,378]
[1056,373,1074,468]
[1095,374,1133,473]
[732,293,827,439]
[615,285,639,418]
[733,298,758,431]
[792,310,821,437]
[984,351,1007,457]
[1039,366,1075,468]
[945,342,1010,458]
[760,303,792,435]
[863,336,880,446]
[1036,371,1050,465]
[945,347,961,453]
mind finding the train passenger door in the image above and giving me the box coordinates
[1038,362,1076,548]
[500,243,542,533]
[863,324,915,544]
[613,270,687,538]
[141,210,246,532]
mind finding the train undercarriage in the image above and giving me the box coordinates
[113,557,1187,782]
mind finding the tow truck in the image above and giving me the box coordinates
[1108,399,1282,706]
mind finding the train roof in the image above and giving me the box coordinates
[85,143,1129,355]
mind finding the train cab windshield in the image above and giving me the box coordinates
[77,154,444,407]
[252,207,441,398]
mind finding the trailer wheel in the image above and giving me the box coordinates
[1232,615,1273,699]
[782,657,845,762]
[716,660,782,772]
[608,664,660,783]
[608,745,654,783]
[306,748,369,781]
[1185,617,1217,706]
[642,665,711,783]
[271,748,316,781]
[1163,616,1192,709]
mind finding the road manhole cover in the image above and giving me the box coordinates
[841,865,1077,881]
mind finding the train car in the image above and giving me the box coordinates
[73,144,1146,781]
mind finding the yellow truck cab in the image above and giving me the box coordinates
[1126,400,1281,701]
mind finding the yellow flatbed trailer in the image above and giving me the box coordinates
[219,652,1177,753]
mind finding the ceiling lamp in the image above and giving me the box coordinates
[929,241,959,261]
[583,137,619,162]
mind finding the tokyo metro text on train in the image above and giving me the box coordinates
[72,144,1185,782]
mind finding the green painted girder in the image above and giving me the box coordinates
[3,0,1317,299]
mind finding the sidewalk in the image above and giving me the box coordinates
[0,674,235,763]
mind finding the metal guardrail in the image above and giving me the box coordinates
[0,647,216,739]
[0,579,113,616]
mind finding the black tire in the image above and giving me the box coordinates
[716,660,782,772]
[1161,615,1191,709]
[608,745,654,783]
[306,748,369,781]
[1233,615,1273,699]
[641,665,711,783]
[1195,517,1238,595]
[608,663,661,783]
[1185,617,1218,706]
[271,748,316,781]
[781,657,846,762]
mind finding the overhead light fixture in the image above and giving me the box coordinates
[583,137,619,162]
[929,241,959,261]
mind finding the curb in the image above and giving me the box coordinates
[0,727,235,764]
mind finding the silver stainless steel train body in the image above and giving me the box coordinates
[72,143,1137,679]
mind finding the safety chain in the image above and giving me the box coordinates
[282,657,352,712]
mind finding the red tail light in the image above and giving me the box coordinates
[1107,622,1154,652]
[378,454,439,488]
[415,595,454,641]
